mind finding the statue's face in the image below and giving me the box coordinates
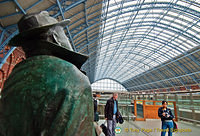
[50,26,73,51]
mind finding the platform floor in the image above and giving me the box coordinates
[97,119,200,136]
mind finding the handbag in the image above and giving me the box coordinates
[116,114,124,124]
[100,120,108,136]
[172,120,178,132]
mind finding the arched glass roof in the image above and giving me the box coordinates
[0,0,199,91]
[91,78,127,92]
[94,0,200,84]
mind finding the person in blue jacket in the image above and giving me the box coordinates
[158,101,174,136]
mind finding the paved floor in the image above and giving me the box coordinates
[97,119,200,136]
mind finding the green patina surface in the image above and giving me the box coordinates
[0,55,95,136]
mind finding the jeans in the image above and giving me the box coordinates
[161,121,173,136]
[107,115,117,136]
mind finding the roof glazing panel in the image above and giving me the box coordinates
[94,0,200,83]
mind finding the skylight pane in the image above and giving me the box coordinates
[94,0,199,83]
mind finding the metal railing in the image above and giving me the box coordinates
[94,90,200,124]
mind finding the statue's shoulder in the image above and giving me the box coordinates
[13,55,75,71]
[3,55,86,92]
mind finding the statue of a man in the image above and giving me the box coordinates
[0,11,95,136]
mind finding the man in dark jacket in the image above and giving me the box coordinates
[105,93,119,136]
[93,94,99,122]
[158,101,174,136]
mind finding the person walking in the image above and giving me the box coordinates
[93,94,99,122]
[158,101,175,136]
[105,93,119,136]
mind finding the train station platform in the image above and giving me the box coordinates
[98,119,199,136]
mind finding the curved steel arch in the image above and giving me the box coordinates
[80,24,200,87]
[123,48,200,91]
[72,1,200,41]
[84,37,199,78]
[77,20,199,54]
[95,57,153,71]
[1,1,199,57]
[0,0,200,92]
[94,57,180,90]
[106,2,200,18]
[92,77,128,91]
[0,0,42,19]
[96,23,199,78]
[125,71,200,90]
[0,0,88,67]
[93,48,169,63]
[78,18,200,47]
[84,34,190,65]
[124,47,200,83]
[81,32,188,58]
[85,38,198,83]
[107,58,188,87]
[74,6,200,77]
[84,44,171,69]
[100,21,199,45]
[94,0,200,90]
[75,13,199,44]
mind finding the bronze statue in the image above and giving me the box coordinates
[0,11,96,136]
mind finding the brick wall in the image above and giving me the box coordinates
[0,47,25,91]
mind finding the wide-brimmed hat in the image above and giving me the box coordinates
[9,11,88,68]
[9,11,71,45]
[23,40,88,69]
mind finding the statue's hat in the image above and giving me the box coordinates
[9,11,88,69]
